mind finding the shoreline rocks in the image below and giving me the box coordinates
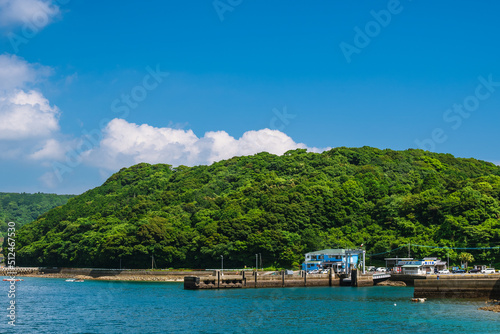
[376,280,407,287]
[478,300,500,313]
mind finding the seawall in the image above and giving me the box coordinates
[389,274,427,286]
[414,274,500,299]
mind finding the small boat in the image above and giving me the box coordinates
[66,278,84,282]
[2,278,23,282]
[411,298,427,302]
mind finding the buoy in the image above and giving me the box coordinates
[394,303,397,306]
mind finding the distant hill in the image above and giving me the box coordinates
[0,192,74,237]
[11,147,500,269]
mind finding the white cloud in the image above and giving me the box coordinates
[0,89,59,140]
[30,138,66,160]
[0,54,51,91]
[0,0,60,28]
[202,129,310,163]
[38,170,58,188]
[0,53,65,168]
[0,54,58,141]
[82,118,327,170]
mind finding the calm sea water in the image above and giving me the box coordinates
[1,277,499,333]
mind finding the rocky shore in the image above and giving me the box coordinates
[478,300,500,313]
[376,280,407,287]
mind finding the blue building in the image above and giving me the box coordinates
[301,249,360,273]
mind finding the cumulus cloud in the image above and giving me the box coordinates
[0,0,60,28]
[82,118,327,170]
[0,55,58,141]
[30,138,66,160]
[0,53,65,164]
[0,54,51,91]
[0,90,59,139]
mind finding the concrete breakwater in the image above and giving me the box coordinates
[184,269,377,290]
[414,274,500,299]
[0,267,39,275]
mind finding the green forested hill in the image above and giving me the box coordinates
[11,147,500,269]
[0,192,74,237]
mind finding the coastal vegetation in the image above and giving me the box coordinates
[9,147,500,269]
[459,252,474,269]
[0,192,73,237]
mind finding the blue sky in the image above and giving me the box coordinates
[1,0,500,195]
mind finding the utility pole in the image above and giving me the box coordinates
[221,255,223,274]
[255,254,258,271]
[362,250,366,274]
[408,243,411,258]
[259,253,262,271]
[151,249,156,270]
[346,250,349,276]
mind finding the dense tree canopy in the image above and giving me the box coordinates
[9,147,500,269]
[0,192,73,237]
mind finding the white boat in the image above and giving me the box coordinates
[65,279,75,282]
[411,298,427,302]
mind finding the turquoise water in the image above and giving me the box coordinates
[1,277,499,333]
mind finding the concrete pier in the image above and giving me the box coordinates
[414,274,500,299]
[184,269,376,290]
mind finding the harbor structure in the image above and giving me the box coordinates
[395,257,448,275]
[301,248,365,274]
[383,257,413,272]
[183,269,387,290]
[414,274,500,299]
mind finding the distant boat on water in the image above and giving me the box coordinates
[3,278,23,281]
[66,278,84,282]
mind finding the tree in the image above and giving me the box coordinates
[459,252,474,269]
